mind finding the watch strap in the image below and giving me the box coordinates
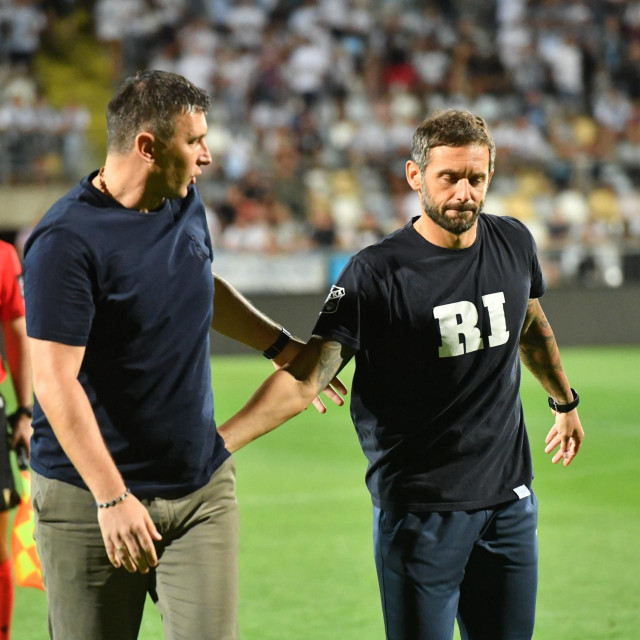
[548,388,579,413]
[263,327,292,360]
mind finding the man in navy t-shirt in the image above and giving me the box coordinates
[217,110,585,639]
[23,70,345,640]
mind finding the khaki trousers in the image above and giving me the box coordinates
[32,457,239,640]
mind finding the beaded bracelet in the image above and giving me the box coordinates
[96,488,131,509]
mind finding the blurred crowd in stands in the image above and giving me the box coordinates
[0,0,91,182]
[2,0,640,287]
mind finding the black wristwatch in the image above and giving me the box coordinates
[8,406,33,429]
[263,327,292,360]
[548,389,579,413]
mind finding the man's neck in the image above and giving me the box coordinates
[92,157,164,212]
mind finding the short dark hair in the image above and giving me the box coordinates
[106,70,211,153]
[411,109,495,174]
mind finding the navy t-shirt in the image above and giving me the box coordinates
[313,214,545,511]
[23,173,229,497]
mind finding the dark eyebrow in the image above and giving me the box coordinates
[437,170,487,180]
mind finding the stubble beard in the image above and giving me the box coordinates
[421,182,483,235]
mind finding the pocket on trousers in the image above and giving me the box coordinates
[32,475,95,526]
[31,472,51,520]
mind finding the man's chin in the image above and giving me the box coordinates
[170,184,190,198]
[428,210,479,235]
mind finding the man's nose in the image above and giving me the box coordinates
[199,141,212,165]
[453,178,472,201]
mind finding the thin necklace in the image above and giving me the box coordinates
[98,166,115,200]
[97,166,163,212]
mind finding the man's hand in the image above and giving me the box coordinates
[544,410,584,466]
[98,496,162,573]
[274,358,348,413]
[9,413,33,457]
[273,339,348,413]
[310,376,349,413]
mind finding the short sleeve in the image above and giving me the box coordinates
[528,234,546,299]
[312,255,379,351]
[24,227,95,346]
[0,241,25,321]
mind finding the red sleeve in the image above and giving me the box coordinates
[0,240,26,321]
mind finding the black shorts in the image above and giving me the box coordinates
[0,395,19,512]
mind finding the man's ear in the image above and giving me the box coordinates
[405,160,423,192]
[135,132,156,164]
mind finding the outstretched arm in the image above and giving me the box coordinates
[519,298,584,466]
[212,273,290,355]
[218,336,355,453]
[211,273,347,410]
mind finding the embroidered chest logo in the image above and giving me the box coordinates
[433,292,510,358]
[321,285,345,314]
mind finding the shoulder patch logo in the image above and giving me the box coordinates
[321,285,345,314]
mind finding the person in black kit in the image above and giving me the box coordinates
[217,110,585,640]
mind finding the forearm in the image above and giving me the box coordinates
[218,367,317,452]
[212,274,289,352]
[3,316,32,407]
[519,300,573,403]
[34,375,126,502]
[218,337,352,452]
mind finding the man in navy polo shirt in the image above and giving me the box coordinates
[217,110,585,639]
[23,70,344,640]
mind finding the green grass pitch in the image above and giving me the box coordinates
[7,346,640,639]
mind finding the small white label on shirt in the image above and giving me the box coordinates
[513,485,531,499]
[321,285,346,314]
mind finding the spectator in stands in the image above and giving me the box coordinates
[2,0,640,288]
[5,0,47,68]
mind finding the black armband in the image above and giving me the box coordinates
[263,327,292,360]
[548,389,579,413]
